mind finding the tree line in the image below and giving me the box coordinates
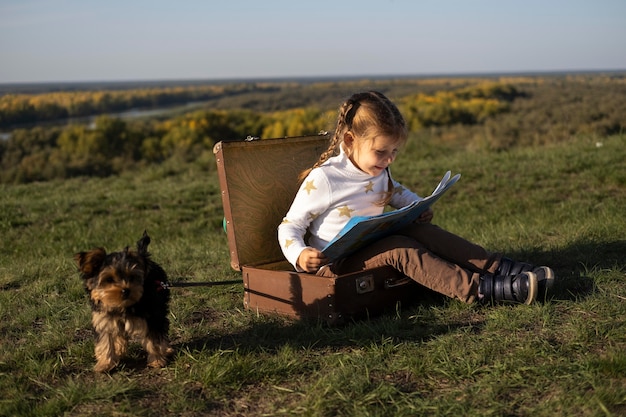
[1,75,624,184]
[0,83,280,128]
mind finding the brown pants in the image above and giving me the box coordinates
[317,223,501,303]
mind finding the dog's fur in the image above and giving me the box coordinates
[74,231,172,372]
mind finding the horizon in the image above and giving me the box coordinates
[1,68,625,90]
[1,0,625,85]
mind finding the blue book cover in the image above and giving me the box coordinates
[321,171,460,261]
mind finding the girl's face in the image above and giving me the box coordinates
[345,133,400,177]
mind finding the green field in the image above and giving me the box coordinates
[1,77,626,416]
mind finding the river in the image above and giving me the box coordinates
[0,100,210,140]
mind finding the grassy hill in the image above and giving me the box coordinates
[1,128,625,415]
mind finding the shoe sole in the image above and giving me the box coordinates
[534,266,555,292]
[524,271,539,305]
[543,266,555,289]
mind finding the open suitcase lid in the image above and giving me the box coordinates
[213,134,330,270]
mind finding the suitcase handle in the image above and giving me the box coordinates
[384,276,412,289]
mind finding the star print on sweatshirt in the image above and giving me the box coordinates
[278,145,421,270]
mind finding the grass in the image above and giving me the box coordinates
[1,133,625,416]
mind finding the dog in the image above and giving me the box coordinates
[74,231,173,372]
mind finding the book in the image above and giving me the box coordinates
[321,171,461,261]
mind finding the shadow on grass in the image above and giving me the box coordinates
[177,288,476,356]
[508,238,626,302]
[176,239,624,357]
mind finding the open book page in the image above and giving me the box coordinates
[321,171,460,261]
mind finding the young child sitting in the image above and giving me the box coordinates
[278,91,554,304]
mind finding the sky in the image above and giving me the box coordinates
[1,0,625,84]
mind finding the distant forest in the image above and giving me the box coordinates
[1,73,625,183]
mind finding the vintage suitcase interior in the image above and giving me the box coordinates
[213,134,329,270]
[213,134,418,323]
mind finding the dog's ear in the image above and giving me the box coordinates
[137,230,151,256]
[74,248,107,278]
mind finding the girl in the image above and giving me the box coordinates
[278,91,554,304]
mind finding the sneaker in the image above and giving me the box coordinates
[479,271,538,305]
[496,257,555,293]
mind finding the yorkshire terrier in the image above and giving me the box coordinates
[74,231,173,372]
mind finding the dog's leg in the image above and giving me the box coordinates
[113,331,128,360]
[158,338,174,360]
[92,312,122,372]
[94,332,119,372]
[162,340,175,358]
[125,316,169,368]
[143,333,171,368]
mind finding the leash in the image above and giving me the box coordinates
[167,279,243,288]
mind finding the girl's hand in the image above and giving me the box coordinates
[417,207,434,223]
[297,248,329,273]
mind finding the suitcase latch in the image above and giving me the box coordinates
[356,275,375,294]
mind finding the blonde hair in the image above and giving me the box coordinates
[299,91,408,205]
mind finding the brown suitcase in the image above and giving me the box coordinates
[213,134,419,324]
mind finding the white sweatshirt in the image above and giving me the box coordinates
[278,146,422,270]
